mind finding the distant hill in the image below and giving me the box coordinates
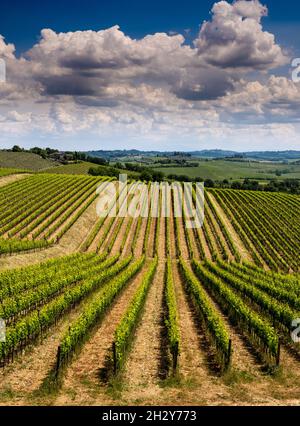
[0,151,55,170]
[240,151,300,161]
[86,149,300,162]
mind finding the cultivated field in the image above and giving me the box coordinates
[0,174,110,256]
[0,173,299,406]
[153,159,300,181]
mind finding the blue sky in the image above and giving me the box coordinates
[0,0,300,151]
[1,0,299,53]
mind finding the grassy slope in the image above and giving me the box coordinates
[0,151,55,171]
[154,160,300,180]
[41,162,98,175]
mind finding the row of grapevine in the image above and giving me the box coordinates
[0,237,49,256]
[81,181,122,251]
[233,262,300,293]
[203,194,229,261]
[211,190,288,271]
[181,184,194,259]
[243,190,300,244]
[118,181,149,254]
[101,183,141,253]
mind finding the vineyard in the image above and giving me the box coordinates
[0,174,112,255]
[0,174,299,406]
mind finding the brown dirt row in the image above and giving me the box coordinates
[109,216,130,256]
[174,216,189,260]
[122,218,137,257]
[87,215,111,254]
[103,217,125,253]
[158,215,166,259]
[146,217,156,258]
[133,218,148,258]
[169,204,176,259]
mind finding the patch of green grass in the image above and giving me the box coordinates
[222,369,255,386]
[0,387,16,400]
[160,374,199,390]
[106,375,126,400]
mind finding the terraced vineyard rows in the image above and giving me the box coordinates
[0,174,111,255]
[0,177,299,405]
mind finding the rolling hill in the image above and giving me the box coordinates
[0,151,55,171]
